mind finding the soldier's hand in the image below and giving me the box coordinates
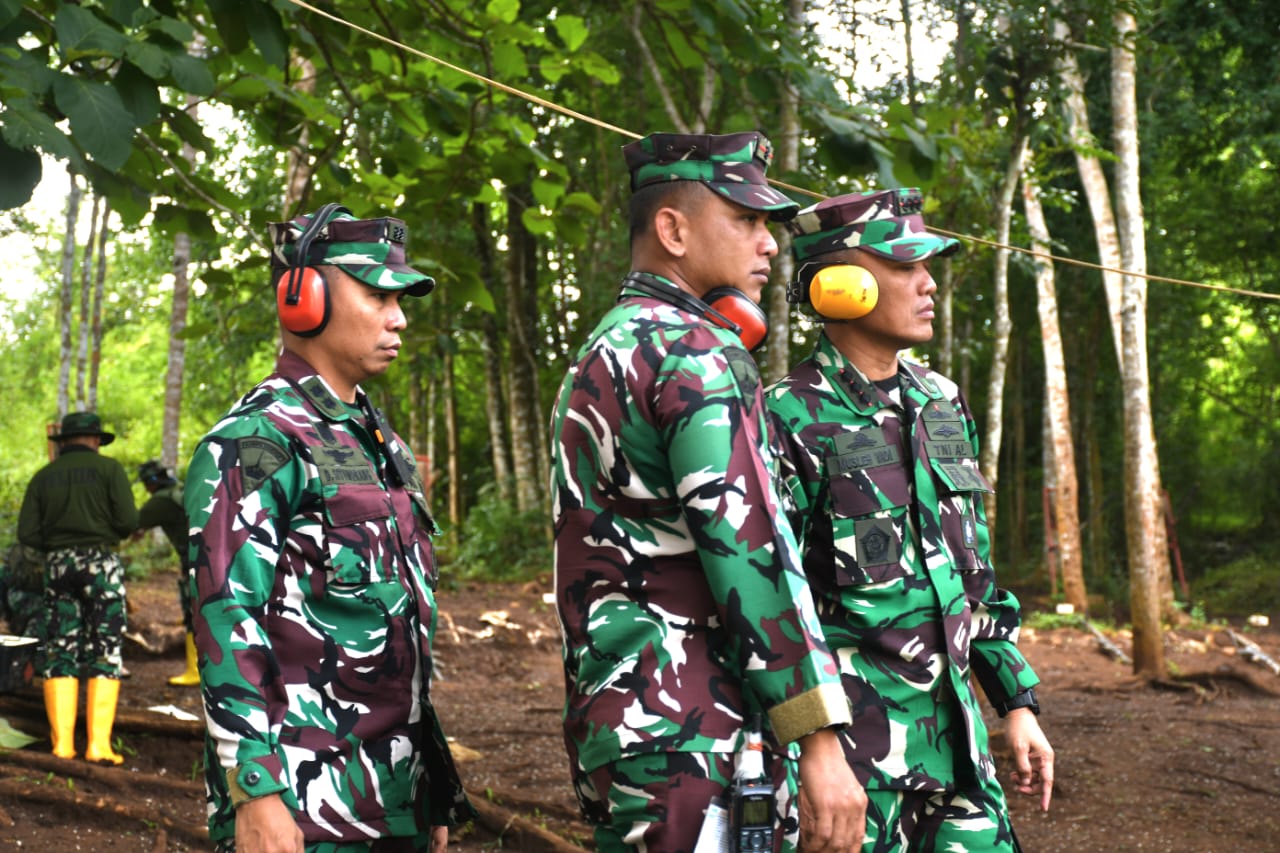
[797,727,866,852]
[430,825,448,853]
[1005,708,1054,811]
[235,793,304,853]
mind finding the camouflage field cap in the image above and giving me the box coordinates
[788,188,961,262]
[50,411,115,445]
[622,131,800,221]
[269,206,434,296]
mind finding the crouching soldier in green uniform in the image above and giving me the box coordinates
[185,204,474,852]
[134,460,198,686]
[18,411,138,764]
[766,189,1055,852]
[551,132,865,853]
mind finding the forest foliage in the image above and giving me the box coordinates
[1,0,1277,616]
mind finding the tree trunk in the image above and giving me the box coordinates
[1023,165,1088,612]
[75,195,101,411]
[473,203,514,503]
[88,199,109,411]
[443,339,461,537]
[166,229,191,470]
[505,180,545,513]
[936,257,954,378]
[1054,16,1123,358]
[978,132,1028,535]
[1113,9,1168,677]
[763,0,805,384]
[57,170,83,419]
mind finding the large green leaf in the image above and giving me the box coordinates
[0,97,76,159]
[55,4,128,60]
[0,0,21,29]
[204,0,251,54]
[124,38,172,79]
[0,137,40,209]
[168,52,215,96]
[552,14,588,52]
[0,48,59,97]
[52,74,134,170]
[242,0,288,68]
[486,0,520,25]
[115,62,161,126]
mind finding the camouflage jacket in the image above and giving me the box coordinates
[551,273,849,786]
[765,333,1039,791]
[18,445,138,551]
[185,350,472,844]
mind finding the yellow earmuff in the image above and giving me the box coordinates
[807,264,879,320]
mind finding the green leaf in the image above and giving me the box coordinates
[0,0,21,29]
[0,715,38,749]
[204,0,250,54]
[1,97,77,159]
[0,50,59,98]
[0,138,40,209]
[574,51,619,85]
[148,14,194,45]
[538,56,569,84]
[561,191,601,215]
[102,0,143,27]
[486,0,520,25]
[124,39,172,79]
[52,74,134,170]
[531,176,565,209]
[243,0,288,68]
[552,14,588,52]
[162,105,214,156]
[55,5,129,60]
[490,41,528,79]
[168,52,215,96]
[114,62,161,126]
[520,207,555,235]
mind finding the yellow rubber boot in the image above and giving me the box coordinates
[43,677,79,759]
[168,633,200,687]
[84,677,124,765]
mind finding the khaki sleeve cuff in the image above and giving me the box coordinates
[767,682,851,745]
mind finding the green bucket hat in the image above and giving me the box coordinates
[788,188,961,262]
[51,411,115,445]
[622,131,800,221]
[269,205,435,296]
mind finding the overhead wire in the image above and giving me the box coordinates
[283,0,1280,303]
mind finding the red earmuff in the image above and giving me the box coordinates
[277,266,331,337]
[704,287,769,351]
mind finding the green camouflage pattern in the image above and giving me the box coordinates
[0,544,45,643]
[623,131,800,219]
[765,333,1038,795]
[137,482,192,631]
[49,410,116,444]
[788,189,960,262]
[185,350,472,845]
[587,751,799,853]
[42,546,126,678]
[270,208,435,296]
[863,784,1019,852]
[550,272,849,840]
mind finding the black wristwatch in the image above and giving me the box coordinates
[994,688,1040,717]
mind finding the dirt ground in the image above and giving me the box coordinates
[2,565,1279,852]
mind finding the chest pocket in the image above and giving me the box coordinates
[823,427,913,585]
[321,480,397,585]
[927,438,993,570]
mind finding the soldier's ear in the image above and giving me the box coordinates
[652,207,690,258]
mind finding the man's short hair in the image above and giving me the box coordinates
[627,180,708,245]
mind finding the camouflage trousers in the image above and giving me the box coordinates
[583,750,799,853]
[862,779,1021,853]
[43,547,126,679]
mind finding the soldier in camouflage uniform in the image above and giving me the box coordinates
[765,189,1055,852]
[18,411,138,763]
[551,131,864,853]
[134,460,198,686]
[185,205,473,852]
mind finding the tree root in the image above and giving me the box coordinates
[0,777,208,846]
[467,788,590,853]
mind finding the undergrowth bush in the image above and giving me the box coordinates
[1190,554,1280,618]
[451,486,552,582]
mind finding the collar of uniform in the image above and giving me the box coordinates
[274,349,357,422]
[815,333,944,413]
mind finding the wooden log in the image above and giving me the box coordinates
[0,777,209,846]
[0,694,204,738]
[0,747,205,796]
[467,789,590,853]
